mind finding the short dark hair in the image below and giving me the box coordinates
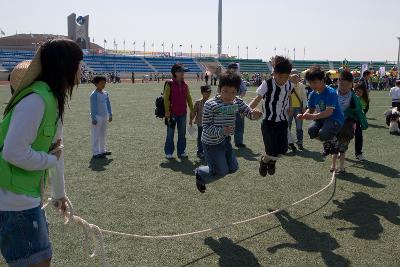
[340,70,354,82]
[92,75,106,85]
[363,70,371,77]
[201,85,211,93]
[218,71,241,92]
[272,56,292,74]
[305,66,326,82]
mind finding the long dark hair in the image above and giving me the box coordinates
[38,39,83,121]
[355,83,369,104]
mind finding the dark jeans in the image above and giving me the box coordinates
[308,119,342,141]
[287,107,304,145]
[195,137,238,184]
[197,126,203,155]
[164,114,187,155]
[354,121,363,156]
[234,113,245,145]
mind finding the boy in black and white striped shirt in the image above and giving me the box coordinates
[250,56,293,176]
[195,71,262,193]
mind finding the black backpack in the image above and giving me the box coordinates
[155,81,172,119]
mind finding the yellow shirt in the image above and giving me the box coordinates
[290,83,307,109]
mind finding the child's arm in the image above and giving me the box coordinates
[238,99,262,120]
[250,80,267,109]
[189,102,198,125]
[90,92,97,124]
[106,93,113,122]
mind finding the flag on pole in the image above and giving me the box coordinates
[1,29,5,36]
[104,39,107,43]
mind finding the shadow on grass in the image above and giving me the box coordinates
[346,159,400,178]
[367,123,387,129]
[159,158,202,176]
[203,237,261,267]
[88,157,113,171]
[267,210,350,267]
[234,146,260,162]
[336,172,386,188]
[325,192,400,240]
[285,148,325,162]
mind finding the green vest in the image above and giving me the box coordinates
[0,81,57,198]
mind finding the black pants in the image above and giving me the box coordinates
[261,120,288,158]
[354,121,363,156]
[392,102,400,109]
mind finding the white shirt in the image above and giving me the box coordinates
[389,86,400,102]
[256,78,292,122]
[0,93,66,211]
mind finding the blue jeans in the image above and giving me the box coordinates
[164,114,187,155]
[287,107,304,145]
[195,137,239,184]
[0,206,52,266]
[234,113,245,145]
[197,126,203,155]
[308,119,342,141]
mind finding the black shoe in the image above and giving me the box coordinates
[289,143,297,152]
[236,143,246,148]
[102,151,112,156]
[93,154,106,159]
[297,144,304,151]
[195,173,206,193]
[267,160,276,175]
[259,157,269,177]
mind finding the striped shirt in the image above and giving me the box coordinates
[256,78,292,122]
[201,96,253,145]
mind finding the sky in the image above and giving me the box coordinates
[1,0,400,61]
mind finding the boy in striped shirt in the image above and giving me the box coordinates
[195,71,262,193]
[249,56,293,176]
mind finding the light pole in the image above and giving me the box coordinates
[200,45,203,58]
[209,44,212,56]
[397,37,400,78]
[143,41,146,57]
[237,45,239,59]
[246,46,248,60]
[162,42,165,54]
[293,48,296,61]
[133,41,136,55]
[190,44,193,58]
[274,47,276,56]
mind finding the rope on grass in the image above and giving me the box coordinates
[44,172,336,266]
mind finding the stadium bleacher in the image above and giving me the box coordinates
[217,58,269,73]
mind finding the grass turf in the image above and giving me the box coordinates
[0,82,399,267]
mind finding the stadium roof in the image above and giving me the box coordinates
[0,34,102,51]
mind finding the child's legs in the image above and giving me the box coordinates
[164,119,176,155]
[197,126,203,154]
[99,116,108,154]
[287,114,295,144]
[176,114,187,155]
[293,108,304,145]
[354,122,363,156]
[339,152,346,169]
[318,119,341,141]
[196,140,230,184]
[234,113,245,145]
[224,137,238,173]
[308,120,323,139]
[262,120,288,160]
[331,154,338,168]
[91,117,101,155]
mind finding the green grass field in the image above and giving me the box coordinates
[0,82,399,267]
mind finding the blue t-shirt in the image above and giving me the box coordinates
[308,86,344,125]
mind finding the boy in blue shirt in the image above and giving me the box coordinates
[297,66,344,155]
[90,76,113,159]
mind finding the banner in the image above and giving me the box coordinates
[361,63,369,75]
[379,66,385,77]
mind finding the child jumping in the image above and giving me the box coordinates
[194,71,262,193]
[331,71,368,173]
[90,76,113,159]
[249,56,293,176]
[297,66,344,156]
[189,85,212,159]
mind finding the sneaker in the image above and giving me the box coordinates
[267,160,276,175]
[297,144,304,151]
[356,154,366,161]
[165,154,174,159]
[102,151,112,156]
[195,173,206,193]
[178,152,188,158]
[259,157,269,177]
[289,143,297,152]
[236,143,246,148]
[93,154,106,159]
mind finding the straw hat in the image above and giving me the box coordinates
[10,49,42,93]
[5,49,42,115]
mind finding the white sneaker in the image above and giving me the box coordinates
[356,154,366,161]
[179,152,188,158]
[165,154,174,159]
